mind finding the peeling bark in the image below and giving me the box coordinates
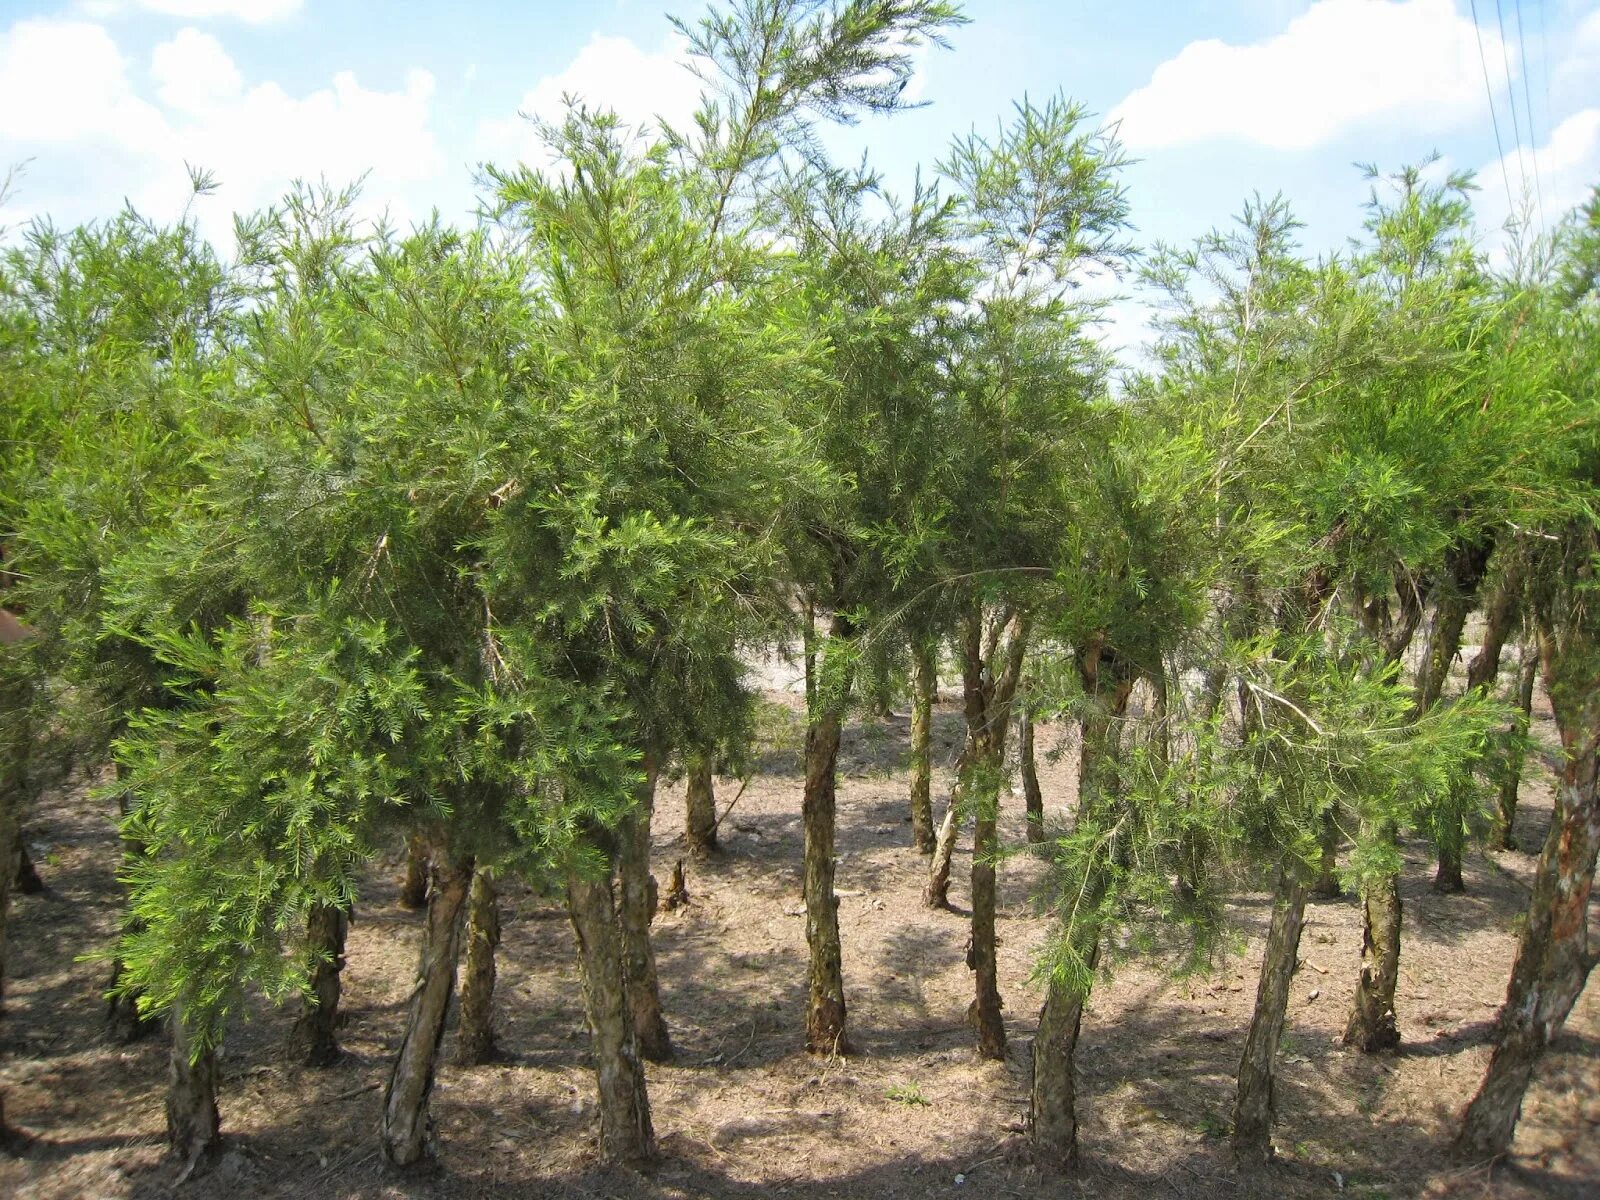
[1029,937,1099,1168]
[291,902,348,1067]
[618,759,670,1062]
[923,802,959,909]
[684,755,718,858]
[455,867,500,1066]
[380,850,472,1167]
[804,694,850,1054]
[1345,825,1402,1052]
[399,834,429,910]
[166,1004,220,1173]
[568,865,655,1164]
[1233,870,1310,1167]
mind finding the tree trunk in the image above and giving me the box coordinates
[1020,708,1044,845]
[106,778,158,1042]
[1311,807,1341,899]
[380,851,472,1167]
[685,756,718,858]
[1458,635,1599,1159]
[399,834,429,910]
[14,842,42,896]
[1434,821,1466,893]
[167,1004,220,1173]
[291,902,348,1067]
[1030,938,1099,1168]
[910,639,937,855]
[455,867,500,1066]
[1232,869,1310,1167]
[923,802,959,909]
[567,865,655,1164]
[804,699,850,1055]
[970,799,1005,1059]
[618,758,670,1062]
[1495,649,1538,851]
[1345,822,1402,1053]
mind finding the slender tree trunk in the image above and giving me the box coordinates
[1311,807,1341,899]
[804,701,850,1055]
[1458,633,1599,1159]
[1233,870,1310,1167]
[455,867,500,1066]
[910,639,937,854]
[567,865,655,1164]
[1345,819,1402,1052]
[167,1004,220,1173]
[1030,938,1099,1168]
[1434,820,1466,893]
[14,842,42,895]
[684,756,718,858]
[380,851,473,1167]
[399,834,429,910]
[1020,707,1044,845]
[1495,649,1538,851]
[923,802,959,909]
[292,902,348,1067]
[618,758,670,1062]
[970,796,1005,1059]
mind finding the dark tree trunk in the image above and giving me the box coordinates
[380,851,472,1167]
[399,834,429,910]
[685,755,718,858]
[1345,821,1402,1052]
[291,901,348,1067]
[965,610,1028,1061]
[1030,937,1099,1169]
[568,865,655,1164]
[1434,821,1466,893]
[1495,649,1539,851]
[106,777,158,1043]
[167,1005,221,1173]
[804,700,850,1055]
[1311,807,1341,899]
[1232,870,1310,1167]
[1020,707,1044,845]
[14,841,42,896]
[910,639,937,855]
[1458,622,1599,1160]
[455,867,500,1066]
[618,758,670,1062]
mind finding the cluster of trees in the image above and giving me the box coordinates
[1,0,1597,1182]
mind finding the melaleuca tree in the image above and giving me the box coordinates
[1458,182,1600,1159]
[911,96,1131,1062]
[0,192,241,1043]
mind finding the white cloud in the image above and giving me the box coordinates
[0,16,444,246]
[151,27,242,113]
[1475,106,1600,237]
[79,0,302,22]
[475,32,703,171]
[1111,0,1506,151]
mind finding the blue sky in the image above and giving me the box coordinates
[2,0,1597,354]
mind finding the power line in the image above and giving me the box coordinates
[1469,0,1518,224]
[1493,0,1531,225]
[1513,0,1546,231]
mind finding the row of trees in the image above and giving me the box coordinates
[1,0,1597,1182]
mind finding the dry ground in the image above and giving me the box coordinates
[0,675,1595,1200]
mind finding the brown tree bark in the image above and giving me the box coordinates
[380,850,472,1167]
[1458,619,1600,1160]
[923,801,959,908]
[967,609,1029,1061]
[399,834,429,909]
[804,694,850,1055]
[1029,936,1099,1168]
[684,755,718,858]
[1020,707,1045,845]
[1311,808,1342,899]
[568,865,655,1164]
[291,901,348,1067]
[1232,870,1310,1167]
[1495,648,1538,851]
[167,1004,220,1174]
[909,638,937,855]
[1344,821,1402,1052]
[618,758,670,1062]
[454,866,500,1066]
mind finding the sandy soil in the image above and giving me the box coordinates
[0,679,1595,1200]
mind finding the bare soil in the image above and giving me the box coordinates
[1,675,1595,1200]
